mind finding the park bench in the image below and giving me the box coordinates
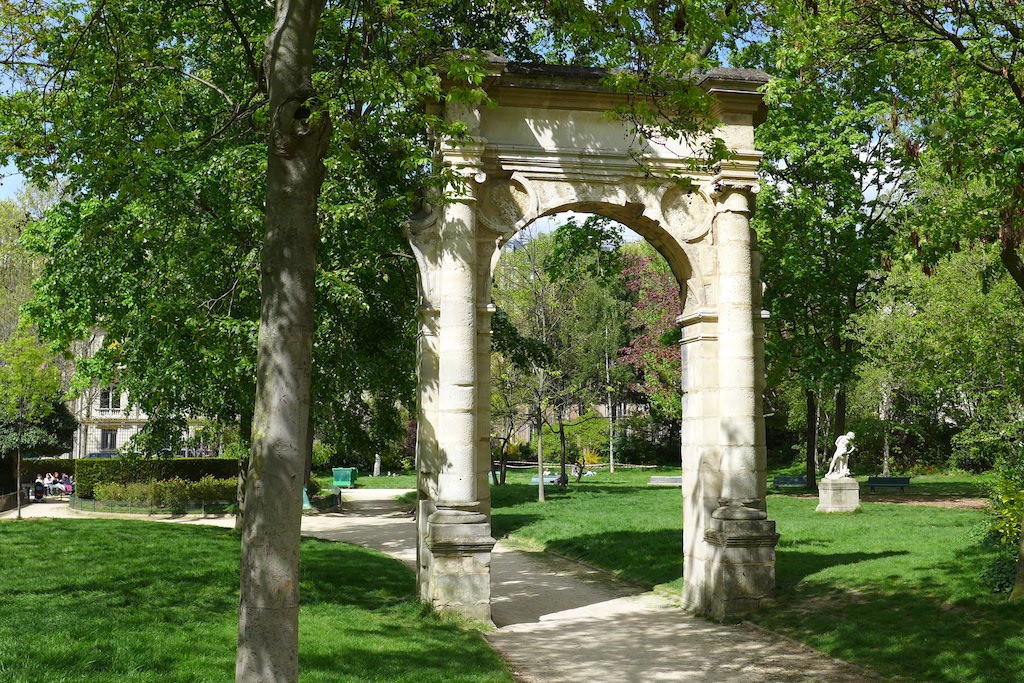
[332,467,358,490]
[866,476,911,493]
[649,476,682,486]
[772,476,807,488]
[530,474,560,485]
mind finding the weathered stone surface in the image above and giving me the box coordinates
[412,58,775,623]
[816,476,861,513]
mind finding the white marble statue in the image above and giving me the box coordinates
[824,432,855,480]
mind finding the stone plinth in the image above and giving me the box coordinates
[816,477,860,513]
[701,512,779,620]
[423,507,496,623]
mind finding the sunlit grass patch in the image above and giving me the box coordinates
[0,519,511,682]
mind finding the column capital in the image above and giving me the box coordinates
[711,180,759,214]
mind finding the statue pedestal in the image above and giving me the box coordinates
[816,477,860,513]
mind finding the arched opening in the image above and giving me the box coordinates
[491,209,687,480]
[407,58,776,623]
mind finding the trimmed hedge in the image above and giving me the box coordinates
[76,458,239,499]
[93,476,237,508]
[8,458,75,491]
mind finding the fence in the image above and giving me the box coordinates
[69,495,234,516]
[0,491,19,513]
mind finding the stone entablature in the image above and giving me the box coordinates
[408,57,777,622]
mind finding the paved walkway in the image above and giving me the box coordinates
[2,492,875,682]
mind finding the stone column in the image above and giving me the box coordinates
[420,110,495,622]
[414,305,440,598]
[679,309,721,614]
[702,183,778,620]
[476,302,496,515]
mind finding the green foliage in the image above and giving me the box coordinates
[535,413,609,456]
[991,482,1024,548]
[545,215,623,284]
[311,441,332,473]
[770,1,1024,293]
[0,400,75,458]
[853,249,1024,476]
[0,199,41,342]
[502,439,534,462]
[93,476,236,508]
[74,457,238,499]
[612,415,680,466]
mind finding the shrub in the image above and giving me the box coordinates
[311,441,333,474]
[306,478,322,497]
[613,416,680,466]
[90,476,237,509]
[949,422,1024,474]
[991,481,1024,546]
[75,458,238,498]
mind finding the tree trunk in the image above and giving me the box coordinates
[557,412,568,486]
[15,441,22,521]
[879,382,892,477]
[805,389,818,491]
[235,405,254,533]
[304,413,314,486]
[499,435,508,486]
[1011,517,1024,602]
[536,411,545,503]
[834,388,847,441]
[1000,239,1024,294]
[608,395,616,474]
[236,2,330,681]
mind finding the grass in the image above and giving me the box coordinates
[490,467,1024,682]
[492,466,682,586]
[0,519,512,683]
[315,472,418,490]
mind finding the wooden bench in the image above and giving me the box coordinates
[530,475,560,485]
[772,476,808,488]
[866,476,911,493]
[648,476,682,486]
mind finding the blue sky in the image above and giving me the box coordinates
[0,163,24,201]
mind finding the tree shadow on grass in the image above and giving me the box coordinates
[300,536,416,608]
[490,481,668,507]
[759,582,1024,683]
[496,528,683,587]
[776,549,910,588]
[299,537,510,681]
[490,512,542,538]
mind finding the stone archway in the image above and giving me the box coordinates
[407,57,778,622]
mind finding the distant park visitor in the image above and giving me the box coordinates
[825,432,856,480]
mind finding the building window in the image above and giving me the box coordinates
[100,429,118,451]
[99,385,121,411]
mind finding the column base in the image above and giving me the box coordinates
[422,506,495,623]
[690,514,779,621]
[816,476,860,513]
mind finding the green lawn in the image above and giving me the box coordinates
[0,519,511,683]
[490,467,1024,682]
[316,472,418,490]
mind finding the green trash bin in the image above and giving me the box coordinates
[333,467,358,489]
